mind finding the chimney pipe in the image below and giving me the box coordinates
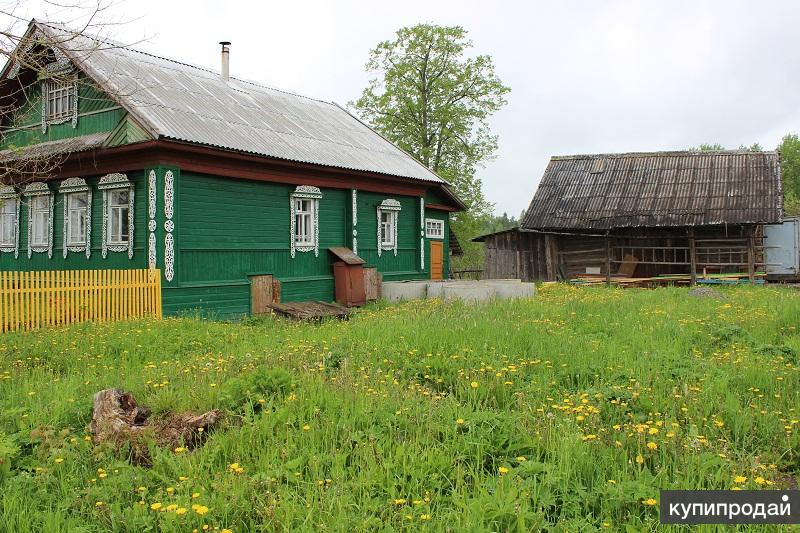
[219,41,231,81]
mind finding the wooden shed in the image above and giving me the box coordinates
[476,151,783,285]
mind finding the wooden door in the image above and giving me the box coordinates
[430,241,444,280]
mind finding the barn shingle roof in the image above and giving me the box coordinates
[521,151,783,230]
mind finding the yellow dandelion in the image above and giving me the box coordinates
[642,498,657,506]
[175,507,187,515]
[635,455,644,464]
[470,381,479,389]
[647,441,658,450]
[733,475,747,484]
[303,425,311,431]
[54,457,64,464]
[174,447,186,453]
[150,502,162,511]
[498,466,509,475]
[456,418,465,425]
[95,501,104,507]
[754,476,766,485]
[420,514,432,521]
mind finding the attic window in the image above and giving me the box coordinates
[42,75,78,131]
[589,158,606,174]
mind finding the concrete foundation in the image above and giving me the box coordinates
[381,279,535,303]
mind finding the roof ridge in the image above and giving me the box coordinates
[552,150,778,160]
[33,20,337,108]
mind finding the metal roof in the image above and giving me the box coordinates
[0,132,108,162]
[521,151,783,230]
[29,22,445,184]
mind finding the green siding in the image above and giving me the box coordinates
[355,192,425,281]
[160,172,448,317]
[0,75,124,149]
[0,173,148,272]
[1,166,452,319]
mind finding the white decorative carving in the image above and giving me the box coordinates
[164,232,175,282]
[420,197,425,271]
[290,185,321,258]
[352,189,358,254]
[148,170,157,219]
[377,199,400,257]
[98,173,131,189]
[293,185,322,199]
[164,170,174,220]
[9,30,71,80]
[99,173,134,259]
[0,186,20,258]
[148,232,156,270]
[23,182,53,258]
[163,170,175,281]
[147,169,157,270]
[59,178,91,258]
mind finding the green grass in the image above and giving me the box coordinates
[0,284,799,532]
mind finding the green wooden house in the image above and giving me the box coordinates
[0,21,464,317]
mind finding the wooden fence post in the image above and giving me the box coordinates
[605,233,612,286]
[688,228,697,286]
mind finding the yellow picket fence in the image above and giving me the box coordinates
[0,269,162,333]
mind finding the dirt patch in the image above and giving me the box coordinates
[688,287,725,300]
[90,388,223,466]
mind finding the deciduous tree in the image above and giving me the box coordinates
[352,24,510,266]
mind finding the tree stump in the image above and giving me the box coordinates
[90,388,223,465]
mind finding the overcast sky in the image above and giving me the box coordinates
[19,0,800,216]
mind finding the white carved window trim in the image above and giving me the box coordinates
[377,198,401,257]
[23,182,54,258]
[59,178,91,258]
[98,173,134,259]
[425,218,444,239]
[0,186,20,258]
[290,185,321,258]
[41,72,78,133]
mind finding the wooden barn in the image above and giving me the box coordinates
[0,21,463,318]
[476,151,783,285]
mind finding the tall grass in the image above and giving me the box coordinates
[0,284,798,531]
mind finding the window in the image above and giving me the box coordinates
[99,173,134,259]
[290,185,322,258]
[0,195,17,248]
[294,198,315,247]
[59,177,91,258]
[30,196,50,247]
[23,182,53,258]
[107,189,130,245]
[66,192,89,246]
[380,210,396,247]
[377,198,401,257]
[425,218,444,239]
[45,78,76,123]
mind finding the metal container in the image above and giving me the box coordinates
[764,217,800,279]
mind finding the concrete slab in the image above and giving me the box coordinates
[442,284,495,303]
[484,280,536,299]
[382,279,536,303]
[381,280,428,302]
